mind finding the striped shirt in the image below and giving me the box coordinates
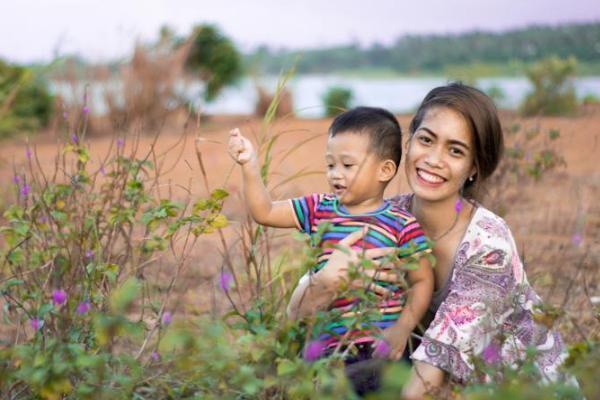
[290,193,430,350]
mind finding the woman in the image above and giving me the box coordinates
[287,83,572,398]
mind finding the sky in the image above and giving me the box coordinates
[2,0,600,63]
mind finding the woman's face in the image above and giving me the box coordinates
[405,106,476,203]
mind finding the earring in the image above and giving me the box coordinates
[468,175,475,182]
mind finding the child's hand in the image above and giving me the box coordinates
[228,128,255,165]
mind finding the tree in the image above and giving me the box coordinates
[521,56,578,116]
[186,24,242,102]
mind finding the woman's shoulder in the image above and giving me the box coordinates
[469,204,514,244]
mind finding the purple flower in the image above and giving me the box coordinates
[82,105,89,114]
[303,340,326,361]
[116,137,124,147]
[30,318,43,331]
[219,271,233,291]
[76,300,91,314]
[52,289,68,305]
[70,133,79,143]
[20,183,31,197]
[25,148,32,159]
[150,351,160,361]
[38,214,48,223]
[85,249,95,259]
[572,233,582,246]
[373,339,391,358]
[13,175,20,185]
[63,111,68,119]
[482,342,502,364]
[454,198,463,213]
[99,164,106,176]
[161,311,172,325]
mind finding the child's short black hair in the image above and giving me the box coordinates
[329,106,402,166]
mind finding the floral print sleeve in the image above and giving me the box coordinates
[410,206,570,383]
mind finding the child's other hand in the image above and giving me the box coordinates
[228,128,255,164]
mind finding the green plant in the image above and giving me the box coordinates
[0,59,54,137]
[521,56,578,116]
[322,86,353,117]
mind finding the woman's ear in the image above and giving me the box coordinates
[379,159,398,182]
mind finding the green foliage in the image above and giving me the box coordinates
[322,86,353,117]
[0,59,54,137]
[186,24,243,102]
[581,93,600,105]
[521,56,578,116]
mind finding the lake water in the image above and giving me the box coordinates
[51,75,600,118]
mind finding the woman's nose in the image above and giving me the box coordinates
[424,147,444,167]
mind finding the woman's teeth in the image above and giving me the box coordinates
[417,169,444,183]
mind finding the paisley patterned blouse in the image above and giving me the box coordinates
[391,194,570,383]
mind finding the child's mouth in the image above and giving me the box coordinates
[333,184,346,196]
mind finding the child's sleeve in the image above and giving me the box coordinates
[397,217,431,259]
[289,193,321,234]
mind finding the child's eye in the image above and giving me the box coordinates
[326,164,334,169]
[343,163,354,168]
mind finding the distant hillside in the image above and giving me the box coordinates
[245,22,600,75]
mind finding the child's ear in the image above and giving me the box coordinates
[378,159,397,182]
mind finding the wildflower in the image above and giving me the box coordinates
[150,351,160,361]
[76,300,91,314]
[25,148,32,159]
[52,289,68,305]
[572,233,582,246]
[219,271,233,291]
[373,339,391,358]
[303,340,326,361]
[482,341,502,364]
[30,318,43,331]
[116,137,124,147]
[70,133,79,143]
[12,175,20,184]
[161,311,172,325]
[454,198,463,213]
[63,111,68,119]
[20,184,31,197]
[99,164,106,176]
[82,105,89,114]
[85,249,95,259]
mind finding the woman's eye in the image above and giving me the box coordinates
[417,135,432,144]
[449,148,464,156]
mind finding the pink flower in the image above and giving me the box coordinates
[150,351,160,361]
[76,300,91,314]
[70,133,79,143]
[373,339,391,358]
[25,148,32,159]
[63,111,68,119]
[85,249,95,259]
[82,105,89,114]
[219,271,233,291]
[116,137,124,147]
[99,164,106,175]
[52,289,68,305]
[20,184,31,197]
[12,175,20,184]
[30,318,43,331]
[482,342,502,364]
[303,340,326,361]
[572,233,582,246]
[161,311,172,325]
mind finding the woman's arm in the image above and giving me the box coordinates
[402,361,445,400]
[377,256,434,359]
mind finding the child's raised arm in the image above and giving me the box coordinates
[228,128,297,228]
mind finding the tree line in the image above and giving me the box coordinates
[246,22,600,74]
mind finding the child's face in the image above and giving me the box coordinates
[325,132,389,209]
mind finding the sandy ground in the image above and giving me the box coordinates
[1,108,599,338]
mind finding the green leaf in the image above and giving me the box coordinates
[277,359,298,376]
[110,278,141,313]
[211,188,229,201]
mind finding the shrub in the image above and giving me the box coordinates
[0,59,54,137]
[322,86,353,117]
[521,56,578,116]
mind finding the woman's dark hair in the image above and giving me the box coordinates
[409,82,504,199]
[330,106,402,166]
